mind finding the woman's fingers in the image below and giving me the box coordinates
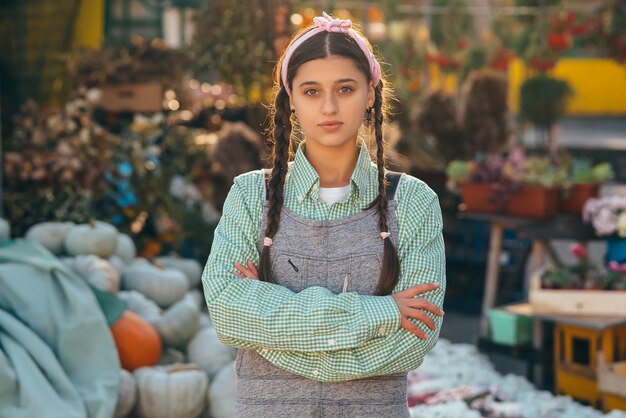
[400,318,428,339]
[401,282,440,297]
[408,298,445,317]
[401,308,436,330]
[247,261,259,277]
[233,261,259,280]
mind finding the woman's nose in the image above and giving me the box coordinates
[321,93,338,114]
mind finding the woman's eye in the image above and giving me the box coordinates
[339,86,353,94]
[304,89,318,96]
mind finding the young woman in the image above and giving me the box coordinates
[202,12,446,417]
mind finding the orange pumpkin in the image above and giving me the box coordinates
[110,310,162,371]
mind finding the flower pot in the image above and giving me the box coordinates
[560,182,600,214]
[458,182,502,214]
[506,185,560,219]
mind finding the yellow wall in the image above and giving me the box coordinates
[508,58,626,116]
[73,0,105,48]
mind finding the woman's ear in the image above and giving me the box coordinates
[367,83,375,109]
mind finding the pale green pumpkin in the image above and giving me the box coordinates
[64,220,118,257]
[134,363,208,418]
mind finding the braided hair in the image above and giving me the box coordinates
[258,27,401,296]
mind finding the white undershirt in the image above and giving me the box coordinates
[318,184,351,205]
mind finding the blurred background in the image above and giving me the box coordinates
[1,1,626,417]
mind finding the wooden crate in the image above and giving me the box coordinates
[99,82,163,113]
[554,324,626,407]
[529,274,626,316]
[598,352,626,412]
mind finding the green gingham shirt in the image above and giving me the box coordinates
[202,140,446,383]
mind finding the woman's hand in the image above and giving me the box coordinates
[233,261,259,280]
[391,283,444,339]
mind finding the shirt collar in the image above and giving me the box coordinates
[288,140,372,203]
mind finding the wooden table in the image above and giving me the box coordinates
[499,302,626,392]
[458,213,599,337]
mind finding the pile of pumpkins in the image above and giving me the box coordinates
[21,219,237,418]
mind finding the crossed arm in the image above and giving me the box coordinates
[201,174,446,382]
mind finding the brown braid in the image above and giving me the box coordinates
[258,87,292,283]
[365,80,401,295]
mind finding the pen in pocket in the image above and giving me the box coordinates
[342,274,348,293]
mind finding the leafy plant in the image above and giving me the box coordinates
[520,75,573,130]
[541,244,626,290]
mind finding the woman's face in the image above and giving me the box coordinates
[289,55,375,150]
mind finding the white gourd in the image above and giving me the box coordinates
[62,255,120,293]
[154,255,202,288]
[154,293,200,349]
[198,313,212,329]
[0,218,10,242]
[114,233,137,263]
[158,347,187,366]
[64,220,118,257]
[122,261,188,308]
[208,361,237,418]
[113,368,136,418]
[187,326,233,378]
[108,255,128,277]
[118,290,161,324]
[134,363,208,418]
[25,221,75,254]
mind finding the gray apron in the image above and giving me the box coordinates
[234,171,409,418]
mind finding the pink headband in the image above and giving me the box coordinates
[281,12,382,96]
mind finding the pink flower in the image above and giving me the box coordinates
[570,243,588,258]
[608,261,626,274]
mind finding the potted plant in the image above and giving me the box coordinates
[447,148,564,219]
[560,159,614,214]
[531,244,626,315]
[519,74,573,156]
[446,155,516,214]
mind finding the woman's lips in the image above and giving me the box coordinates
[318,122,343,132]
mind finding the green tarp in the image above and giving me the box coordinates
[0,239,120,418]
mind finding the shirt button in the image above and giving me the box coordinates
[261,348,268,353]
[328,338,336,346]
[298,194,305,202]
[312,370,319,376]
[378,326,386,336]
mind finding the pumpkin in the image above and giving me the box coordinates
[0,218,10,242]
[154,293,200,349]
[208,361,237,418]
[199,313,212,329]
[158,347,187,366]
[64,220,118,258]
[25,221,75,254]
[118,290,161,324]
[113,368,137,418]
[115,233,136,263]
[108,255,128,277]
[122,261,188,308]
[110,310,162,372]
[62,255,120,294]
[154,255,202,288]
[134,363,208,418]
[187,326,233,379]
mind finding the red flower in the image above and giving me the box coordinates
[548,32,571,50]
[565,11,577,25]
[570,243,588,259]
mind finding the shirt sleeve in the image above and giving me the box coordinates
[202,172,401,353]
[255,179,446,382]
